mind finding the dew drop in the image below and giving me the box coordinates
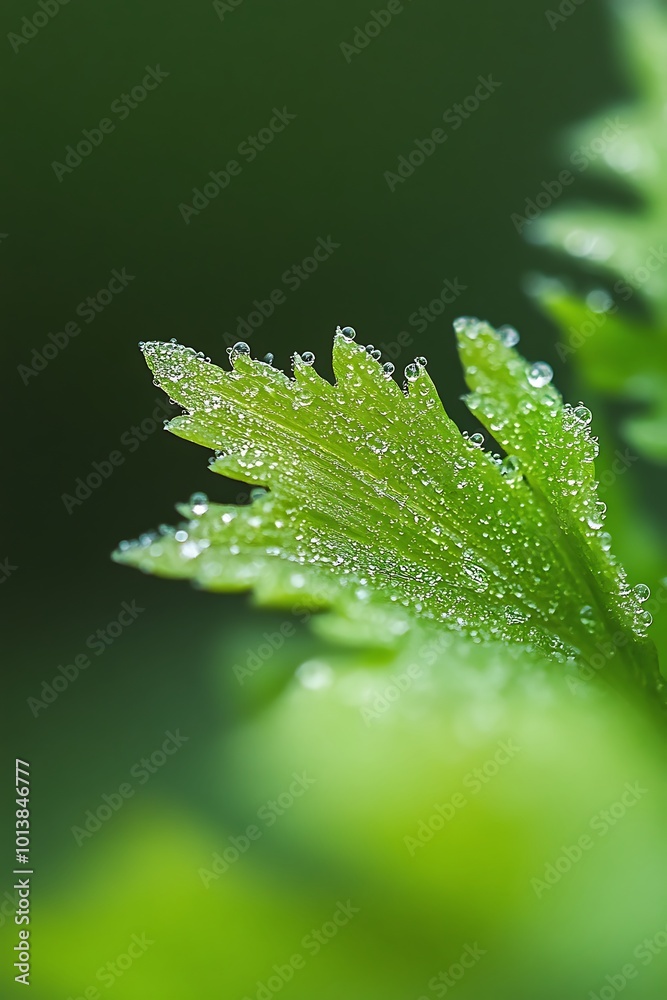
[339,326,356,340]
[301,351,315,365]
[501,455,522,480]
[573,404,592,425]
[599,531,612,552]
[586,500,607,530]
[580,605,596,627]
[382,362,395,376]
[370,349,382,361]
[527,362,553,388]
[231,341,251,358]
[498,325,520,347]
[453,316,480,338]
[189,491,209,515]
[296,659,334,691]
[634,583,650,603]
[404,363,419,382]
[586,289,613,314]
[469,432,485,447]
[415,356,428,367]
[637,610,653,628]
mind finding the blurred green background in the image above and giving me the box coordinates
[3,0,667,997]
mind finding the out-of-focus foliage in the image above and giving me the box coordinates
[532,0,667,462]
[37,623,667,999]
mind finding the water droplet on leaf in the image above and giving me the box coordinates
[580,605,596,627]
[573,405,592,425]
[231,341,250,359]
[527,362,553,388]
[453,316,480,338]
[296,660,334,690]
[498,325,520,347]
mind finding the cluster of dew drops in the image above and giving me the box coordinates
[223,324,429,390]
[126,320,655,639]
[331,324,431,387]
[454,315,655,639]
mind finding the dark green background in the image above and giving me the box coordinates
[2,0,634,923]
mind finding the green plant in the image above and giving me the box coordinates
[531,0,667,462]
[37,5,667,997]
[113,321,662,705]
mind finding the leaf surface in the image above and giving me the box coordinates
[114,324,660,697]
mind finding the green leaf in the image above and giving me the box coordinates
[114,323,660,699]
[529,0,667,461]
[535,287,667,462]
